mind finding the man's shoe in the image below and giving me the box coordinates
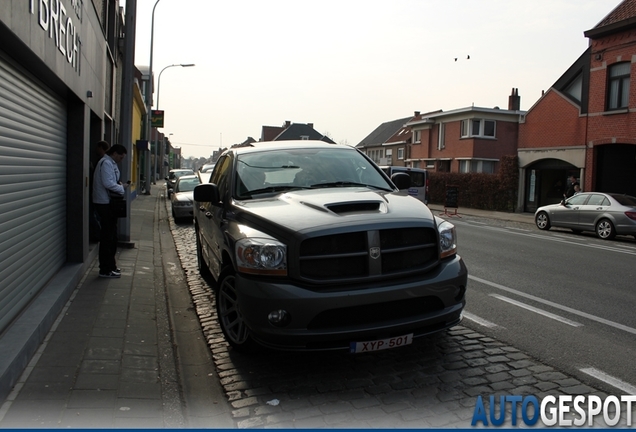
[112,267,121,275]
[99,271,121,278]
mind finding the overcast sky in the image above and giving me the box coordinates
[130,0,622,158]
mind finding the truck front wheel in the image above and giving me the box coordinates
[216,271,260,354]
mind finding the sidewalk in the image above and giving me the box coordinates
[0,191,233,428]
[428,203,535,225]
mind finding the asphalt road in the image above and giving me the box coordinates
[453,215,636,394]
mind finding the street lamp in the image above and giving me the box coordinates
[156,64,196,109]
[153,63,195,180]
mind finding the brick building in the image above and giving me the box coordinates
[406,90,523,174]
[357,89,523,174]
[518,0,636,212]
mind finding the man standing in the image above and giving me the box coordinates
[89,141,111,241]
[564,175,580,199]
[93,144,128,278]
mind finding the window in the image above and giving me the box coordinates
[397,148,404,160]
[460,119,496,138]
[413,130,421,143]
[438,123,445,150]
[565,73,583,102]
[586,194,609,206]
[567,194,588,206]
[459,160,495,173]
[608,62,630,110]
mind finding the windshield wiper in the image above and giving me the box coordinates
[239,185,311,198]
[309,181,392,192]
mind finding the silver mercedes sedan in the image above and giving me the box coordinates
[535,192,636,240]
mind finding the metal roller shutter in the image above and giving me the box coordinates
[0,55,67,333]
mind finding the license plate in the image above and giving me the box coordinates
[350,334,413,353]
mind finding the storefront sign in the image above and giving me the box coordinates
[29,0,83,73]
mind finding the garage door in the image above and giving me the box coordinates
[0,54,67,333]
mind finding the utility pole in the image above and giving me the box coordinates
[118,0,137,245]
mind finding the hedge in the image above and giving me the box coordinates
[428,155,519,212]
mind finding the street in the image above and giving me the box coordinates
[453,215,636,393]
[166,198,635,428]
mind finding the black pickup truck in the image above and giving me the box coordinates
[193,140,467,353]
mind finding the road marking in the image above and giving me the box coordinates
[580,367,636,394]
[469,275,636,335]
[490,294,583,327]
[457,223,636,256]
[462,311,501,328]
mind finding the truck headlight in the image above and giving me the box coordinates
[236,238,287,276]
[437,219,457,259]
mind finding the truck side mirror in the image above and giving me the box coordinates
[391,172,411,190]
[194,183,221,205]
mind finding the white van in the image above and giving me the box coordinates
[380,166,429,204]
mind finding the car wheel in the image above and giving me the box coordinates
[535,212,551,230]
[596,219,616,240]
[216,270,260,354]
[195,229,211,278]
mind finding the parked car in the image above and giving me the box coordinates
[200,163,215,173]
[193,140,467,353]
[197,169,213,185]
[165,168,194,196]
[379,166,429,204]
[534,192,636,240]
[170,174,200,222]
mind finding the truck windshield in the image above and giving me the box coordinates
[235,148,392,199]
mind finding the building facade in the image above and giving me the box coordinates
[358,89,523,175]
[407,90,523,174]
[518,0,636,212]
[0,0,134,399]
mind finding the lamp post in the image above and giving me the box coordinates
[156,63,196,108]
[153,63,195,180]
[144,0,161,194]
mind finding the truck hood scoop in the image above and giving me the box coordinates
[322,200,386,215]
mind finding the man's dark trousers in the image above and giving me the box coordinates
[95,203,117,273]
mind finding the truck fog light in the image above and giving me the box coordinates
[268,309,291,327]
[454,285,466,302]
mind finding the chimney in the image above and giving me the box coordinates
[307,123,314,129]
[508,88,521,111]
[414,111,420,117]
[284,120,291,128]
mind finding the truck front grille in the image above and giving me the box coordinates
[298,227,438,281]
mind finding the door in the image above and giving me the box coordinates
[0,54,67,333]
[551,193,588,227]
[578,194,610,230]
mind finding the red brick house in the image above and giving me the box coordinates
[405,90,523,174]
[518,0,636,212]
[357,91,523,173]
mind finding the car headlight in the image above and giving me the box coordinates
[236,238,287,276]
[436,218,458,259]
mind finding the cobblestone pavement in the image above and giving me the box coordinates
[167,204,627,429]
